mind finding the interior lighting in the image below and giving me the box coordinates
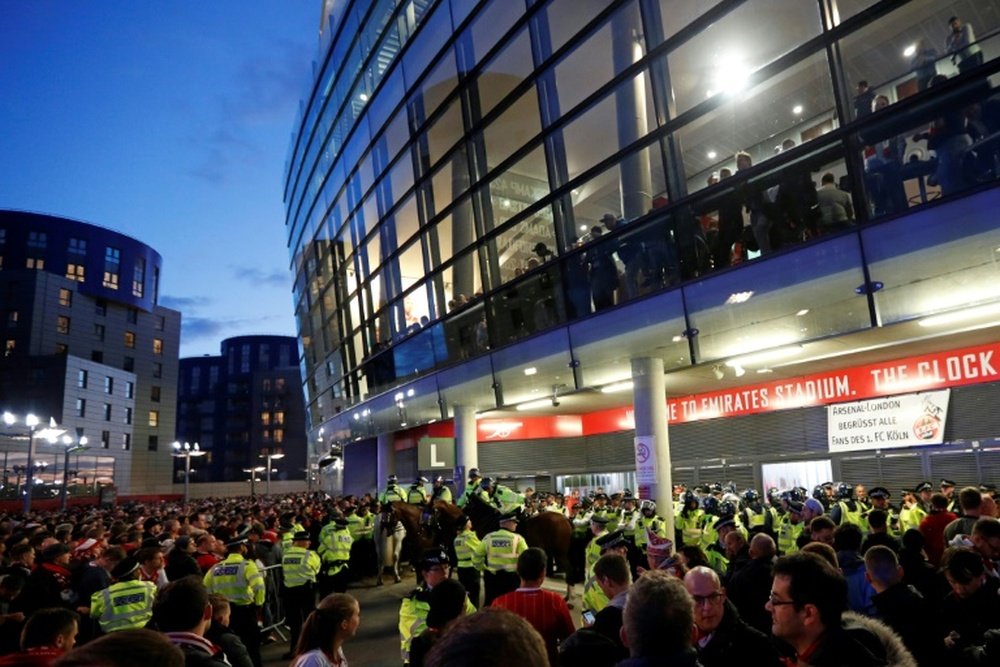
[712,365,725,381]
[707,150,717,159]
[359,93,369,102]
[726,345,804,368]
[792,104,803,115]
[796,309,810,317]
[600,381,634,394]
[712,54,751,95]
[406,388,415,397]
[903,44,916,58]
[725,290,754,305]
[515,398,554,411]
[732,365,747,377]
[523,367,538,376]
[917,302,1000,328]
[580,225,589,232]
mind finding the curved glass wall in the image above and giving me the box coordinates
[285,0,1000,432]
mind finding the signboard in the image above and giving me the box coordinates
[634,435,658,485]
[417,437,455,470]
[827,389,950,452]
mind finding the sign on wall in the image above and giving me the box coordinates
[417,437,455,470]
[634,435,658,485]
[827,389,950,453]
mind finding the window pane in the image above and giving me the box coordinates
[487,145,550,229]
[478,27,533,117]
[482,87,541,172]
[468,0,520,68]
[544,0,608,54]
[430,148,472,216]
[422,99,464,170]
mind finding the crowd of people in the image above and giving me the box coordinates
[0,469,996,666]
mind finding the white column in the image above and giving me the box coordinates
[454,405,478,497]
[631,357,674,541]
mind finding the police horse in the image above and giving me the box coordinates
[374,503,405,585]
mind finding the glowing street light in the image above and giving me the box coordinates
[172,441,206,504]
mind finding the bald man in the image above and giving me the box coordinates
[725,533,777,635]
[683,566,780,667]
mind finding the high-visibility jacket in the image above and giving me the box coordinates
[743,506,768,531]
[281,545,321,588]
[431,486,453,503]
[618,510,638,538]
[399,586,476,663]
[380,484,406,504]
[899,505,926,533]
[456,479,481,507]
[91,580,156,633]
[204,554,265,607]
[281,522,305,550]
[482,528,526,573]
[705,545,729,576]
[572,510,593,536]
[699,514,719,551]
[837,500,865,529]
[777,515,803,555]
[318,526,353,575]
[493,485,525,514]
[585,530,606,574]
[454,529,485,570]
[634,515,666,550]
[678,510,705,546]
[407,486,428,504]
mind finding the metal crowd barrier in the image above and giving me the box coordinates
[260,563,287,642]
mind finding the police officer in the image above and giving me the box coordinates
[407,477,429,505]
[676,491,705,547]
[204,537,266,667]
[398,547,476,664]
[940,478,958,512]
[741,489,774,538]
[380,474,407,504]
[830,482,865,528]
[318,517,353,596]
[280,530,320,659]
[457,468,482,508]
[453,514,484,608]
[430,476,453,504]
[582,529,628,613]
[91,556,157,634]
[584,514,610,594]
[900,487,928,533]
[776,498,805,555]
[482,510,528,606]
[866,487,899,536]
[634,500,667,556]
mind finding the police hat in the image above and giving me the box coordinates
[589,514,610,525]
[417,547,450,570]
[499,510,520,523]
[869,487,890,499]
[225,537,249,549]
[595,530,627,552]
[981,484,997,495]
[915,481,933,493]
[292,531,311,542]
[457,514,470,525]
[786,500,804,514]
[593,493,608,501]
[714,517,737,531]
[111,556,140,580]
[940,479,956,488]
[334,518,349,528]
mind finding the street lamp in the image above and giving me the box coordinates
[258,448,284,496]
[171,441,206,504]
[59,434,89,511]
[242,466,266,497]
[3,412,64,514]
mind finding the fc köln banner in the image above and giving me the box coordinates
[827,389,951,452]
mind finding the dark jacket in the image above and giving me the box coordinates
[726,556,774,635]
[940,577,1000,652]
[176,643,229,667]
[697,601,780,667]
[616,648,702,667]
[777,618,888,667]
[205,622,253,667]
[165,551,201,581]
[871,583,941,665]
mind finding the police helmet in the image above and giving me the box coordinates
[836,482,853,500]
[718,500,737,518]
[682,490,699,508]
[480,476,495,490]
[702,496,720,515]
[387,474,398,484]
[414,476,428,485]
[812,485,826,500]
[742,489,760,504]
[640,500,656,514]
[709,482,723,494]
[468,468,480,479]
[434,476,444,484]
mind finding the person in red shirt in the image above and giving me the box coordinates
[492,547,575,666]
[195,533,222,573]
[919,493,958,566]
[0,607,78,667]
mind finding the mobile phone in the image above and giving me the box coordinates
[582,610,596,625]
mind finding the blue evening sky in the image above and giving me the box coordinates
[0,2,320,357]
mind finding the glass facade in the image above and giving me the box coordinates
[285,0,1000,438]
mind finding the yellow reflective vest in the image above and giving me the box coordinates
[454,529,485,570]
[318,525,353,575]
[399,587,476,663]
[777,515,803,555]
[482,528,527,573]
[204,554,265,607]
[91,579,157,633]
[281,545,321,588]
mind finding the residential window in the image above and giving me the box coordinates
[275,377,286,391]
[56,316,70,335]
[153,338,163,355]
[260,412,271,426]
[127,308,138,324]
[124,407,132,425]
[68,237,86,255]
[262,378,271,392]
[101,430,110,449]
[125,381,134,399]
[102,247,121,289]
[55,343,67,354]
[6,311,17,327]
[273,428,284,444]
[149,410,159,427]
[27,231,47,249]
[274,411,285,425]
[58,288,72,307]
[155,315,165,331]
[152,362,162,379]
[124,331,135,348]
[148,435,158,451]
[122,433,131,450]
[76,398,86,417]
[95,299,107,316]
[123,356,134,372]
[26,257,44,270]
[66,263,85,281]
[4,340,14,357]
[91,350,103,363]
[132,258,145,298]
[150,386,161,402]
[77,369,88,388]
[104,376,113,394]
[94,324,105,341]
[103,403,112,421]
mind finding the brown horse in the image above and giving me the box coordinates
[447,500,574,600]
[388,501,461,564]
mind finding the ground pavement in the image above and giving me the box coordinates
[261,571,581,667]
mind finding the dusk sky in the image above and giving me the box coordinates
[0,2,320,357]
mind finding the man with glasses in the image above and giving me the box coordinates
[682,566,778,667]
[767,552,892,666]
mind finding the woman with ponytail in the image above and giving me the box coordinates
[289,593,360,667]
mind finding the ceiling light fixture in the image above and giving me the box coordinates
[523,367,538,376]
[726,345,804,368]
[515,398,554,411]
[917,302,1000,328]
[903,44,916,58]
[600,381,634,394]
[725,290,754,305]
[712,364,725,381]
[732,364,747,377]
[796,309,810,317]
[359,93,369,102]
[707,150,717,159]
[792,104,803,115]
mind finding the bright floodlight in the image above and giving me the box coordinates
[25,414,39,428]
[2,412,14,426]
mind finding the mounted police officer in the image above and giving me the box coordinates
[430,475,452,504]
[203,537,266,667]
[380,474,406,505]
[676,490,705,547]
[633,499,667,557]
[280,530,320,659]
[90,556,156,634]
[407,477,429,505]
[457,468,483,507]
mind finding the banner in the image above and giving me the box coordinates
[827,389,951,452]
[634,436,658,485]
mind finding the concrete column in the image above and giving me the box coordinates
[453,405,478,497]
[376,433,394,490]
[631,357,673,542]
[611,8,652,219]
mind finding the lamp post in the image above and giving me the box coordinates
[3,412,64,514]
[243,466,266,497]
[171,441,206,505]
[59,434,89,511]
[259,448,284,496]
